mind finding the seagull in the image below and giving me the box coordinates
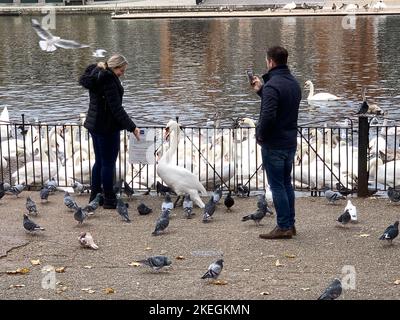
[23,214,45,233]
[324,188,346,204]
[116,197,131,222]
[318,278,342,300]
[379,221,399,245]
[387,187,400,202]
[152,209,170,235]
[137,256,172,271]
[26,196,38,216]
[201,259,224,280]
[78,232,98,250]
[31,19,90,52]
[92,49,107,58]
[202,196,216,223]
[344,199,357,222]
[183,194,194,218]
[337,209,351,226]
[224,191,234,211]
[137,203,152,215]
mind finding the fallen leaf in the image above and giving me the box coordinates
[83,266,93,269]
[55,267,66,273]
[7,268,30,275]
[284,253,296,259]
[81,288,95,294]
[175,256,185,260]
[145,247,152,251]
[260,291,270,295]
[212,280,228,285]
[301,288,310,291]
[243,268,250,272]
[104,287,115,294]
[129,262,141,267]
[9,284,25,288]
[30,259,41,266]
[275,259,284,267]
[394,279,400,285]
[359,234,370,238]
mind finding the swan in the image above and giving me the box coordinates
[156,120,208,208]
[0,106,11,141]
[304,80,341,101]
[282,2,296,11]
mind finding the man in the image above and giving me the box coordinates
[250,46,301,239]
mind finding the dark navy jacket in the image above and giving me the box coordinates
[79,64,136,134]
[256,64,301,149]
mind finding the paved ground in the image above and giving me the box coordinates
[0,190,400,300]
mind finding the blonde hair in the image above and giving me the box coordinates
[106,54,128,69]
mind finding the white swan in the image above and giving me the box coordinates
[156,120,208,208]
[304,80,341,101]
[282,2,296,11]
[0,106,10,141]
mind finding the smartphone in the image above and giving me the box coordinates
[246,69,254,84]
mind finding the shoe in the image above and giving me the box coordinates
[103,192,117,210]
[292,225,297,236]
[259,226,293,239]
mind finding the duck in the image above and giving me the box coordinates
[304,80,341,101]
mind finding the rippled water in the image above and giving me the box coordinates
[0,14,400,126]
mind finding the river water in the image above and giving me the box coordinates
[0,13,400,126]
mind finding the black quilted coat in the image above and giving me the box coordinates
[79,64,136,134]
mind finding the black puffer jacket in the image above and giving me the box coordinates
[79,64,136,134]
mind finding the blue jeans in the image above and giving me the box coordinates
[261,146,296,230]
[90,131,120,195]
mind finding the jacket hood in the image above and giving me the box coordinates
[79,64,101,90]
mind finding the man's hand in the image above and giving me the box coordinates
[250,75,263,92]
[133,127,141,141]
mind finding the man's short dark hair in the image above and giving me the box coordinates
[266,46,288,65]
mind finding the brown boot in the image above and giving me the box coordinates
[292,225,297,236]
[259,226,293,239]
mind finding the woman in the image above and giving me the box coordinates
[79,54,140,209]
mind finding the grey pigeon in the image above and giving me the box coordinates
[212,185,222,203]
[64,191,79,211]
[183,194,194,218]
[2,182,11,191]
[242,209,266,226]
[116,197,131,222]
[337,209,351,225]
[257,194,273,215]
[137,255,172,271]
[202,196,216,222]
[162,194,174,212]
[152,209,170,235]
[318,278,342,300]
[379,221,399,245]
[7,183,25,197]
[26,196,38,216]
[44,178,57,193]
[39,187,50,202]
[224,191,234,211]
[237,183,250,197]
[137,203,152,215]
[324,189,345,204]
[201,259,224,280]
[82,193,102,215]
[156,181,175,196]
[72,181,90,195]
[123,180,135,199]
[387,187,400,203]
[74,207,88,224]
[23,214,45,232]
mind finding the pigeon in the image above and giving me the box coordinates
[78,232,98,250]
[324,189,346,204]
[82,193,102,215]
[116,197,131,222]
[39,187,50,202]
[156,181,175,196]
[224,191,234,211]
[387,187,400,202]
[31,19,90,52]
[44,178,57,193]
[344,199,357,222]
[26,196,38,216]
[237,183,250,197]
[337,209,351,226]
[7,183,25,197]
[113,179,123,196]
[202,196,216,223]
[71,181,90,195]
[2,182,11,191]
[335,182,355,196]
[152,209,170,235]
[23,214,45,232]
[92,49,107,58]
[162,193,174,212]
[201,259,224,280]
[74,207,88,224]
[257,193,273,215]
[137,256,172,271]
[379,221,399,245]
[242,209,266,226]
[212,185,222,203]
[0,182,5,200]
[123,180,135,199]
[318,278,342,300]
[64,191,79,211]
[137,203,152,215]
[183,194,194,218]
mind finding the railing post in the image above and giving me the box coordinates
[357,116,369,197]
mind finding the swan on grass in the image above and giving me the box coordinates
[304,80,341,101]
[156,120,208,208]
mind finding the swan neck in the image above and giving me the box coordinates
[307,82,314,99]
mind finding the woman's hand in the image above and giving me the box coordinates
[133,127,141,141]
